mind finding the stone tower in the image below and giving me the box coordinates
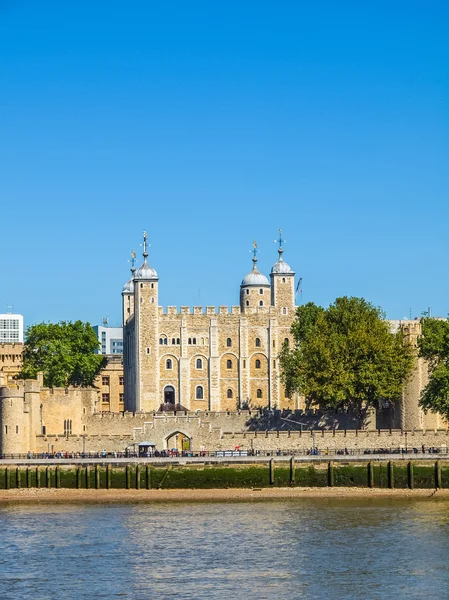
[133,232,159,412]
[0,386,26,455]
[239,242,271,312]
[270,230,295,315]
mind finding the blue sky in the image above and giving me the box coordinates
[1,1,448,327]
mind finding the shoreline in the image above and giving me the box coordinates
[0,487,448,504]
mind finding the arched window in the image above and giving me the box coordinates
[259,288,263,294]
[166,359,172,370]
[259,300,264,306]
[246,300,249,306]
[188,338,192,345]
[282,307,287,315]
[196,386,204,400]
[255,338,261,347]
[164,338,168,344]
[193,338,197,345]
[246,289,249,295]
[282,277,286,283]
[172,338,176,344]
[257,389,263,399]
[159,339,163,345]
[255,359,261,369]
[227,359,232,369]
[284,338,289,346]
[151,283,154,288]
[177,338,180,345]
[227,389,233,398]
[226,337,232,347]
[196,358,202,369]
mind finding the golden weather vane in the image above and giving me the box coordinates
[128,249,137,271]
[140,231,150,257]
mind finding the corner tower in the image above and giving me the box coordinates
[270,229,295,313]
[240,242,270,312]
[132,232,159,412]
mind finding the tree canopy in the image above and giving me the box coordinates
[279,297,413,411]
[418,318,449,420]
[18,321,107,388]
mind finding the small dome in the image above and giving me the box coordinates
[122,278,134,294]
[134,260,158,280]
[271,258,294,275]
[241,267,270,287]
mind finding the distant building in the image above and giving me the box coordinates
[0,313,24,343]
[0,313,24,384]
[93,325,123,355]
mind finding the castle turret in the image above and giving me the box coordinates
[240,242,270,312]
[270,229,295,314]
[132,231,159,412]
[0,386,27,456]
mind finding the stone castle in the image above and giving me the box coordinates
[123,232,297,413]
[0,233,446,456]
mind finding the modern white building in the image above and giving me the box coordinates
[0,313,24,343]
[93,324,123,355]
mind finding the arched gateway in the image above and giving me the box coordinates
[165,431,191,452]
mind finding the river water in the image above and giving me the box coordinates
[1,497,449,599]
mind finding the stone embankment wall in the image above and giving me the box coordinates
[1,460,449,490]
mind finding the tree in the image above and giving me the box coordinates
[18,321,107,388]
[418,318,449,420]
[279,297,413,412]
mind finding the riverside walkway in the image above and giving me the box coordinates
[1,453,448,466]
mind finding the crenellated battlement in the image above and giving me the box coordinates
[157,305,289,316]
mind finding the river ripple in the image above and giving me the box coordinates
[0,498,449,599]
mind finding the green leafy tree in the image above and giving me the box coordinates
[280,297,413,412]
[418,318,449,420]
[18,321,107,388]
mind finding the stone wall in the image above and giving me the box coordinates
[94,355,124,413]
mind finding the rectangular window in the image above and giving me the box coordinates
[102,393,110,403]
[102,376,110,386]
[119,393,124,403]
[119,376,124,386]
[42,426,46,435]
[16,425,18,434]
